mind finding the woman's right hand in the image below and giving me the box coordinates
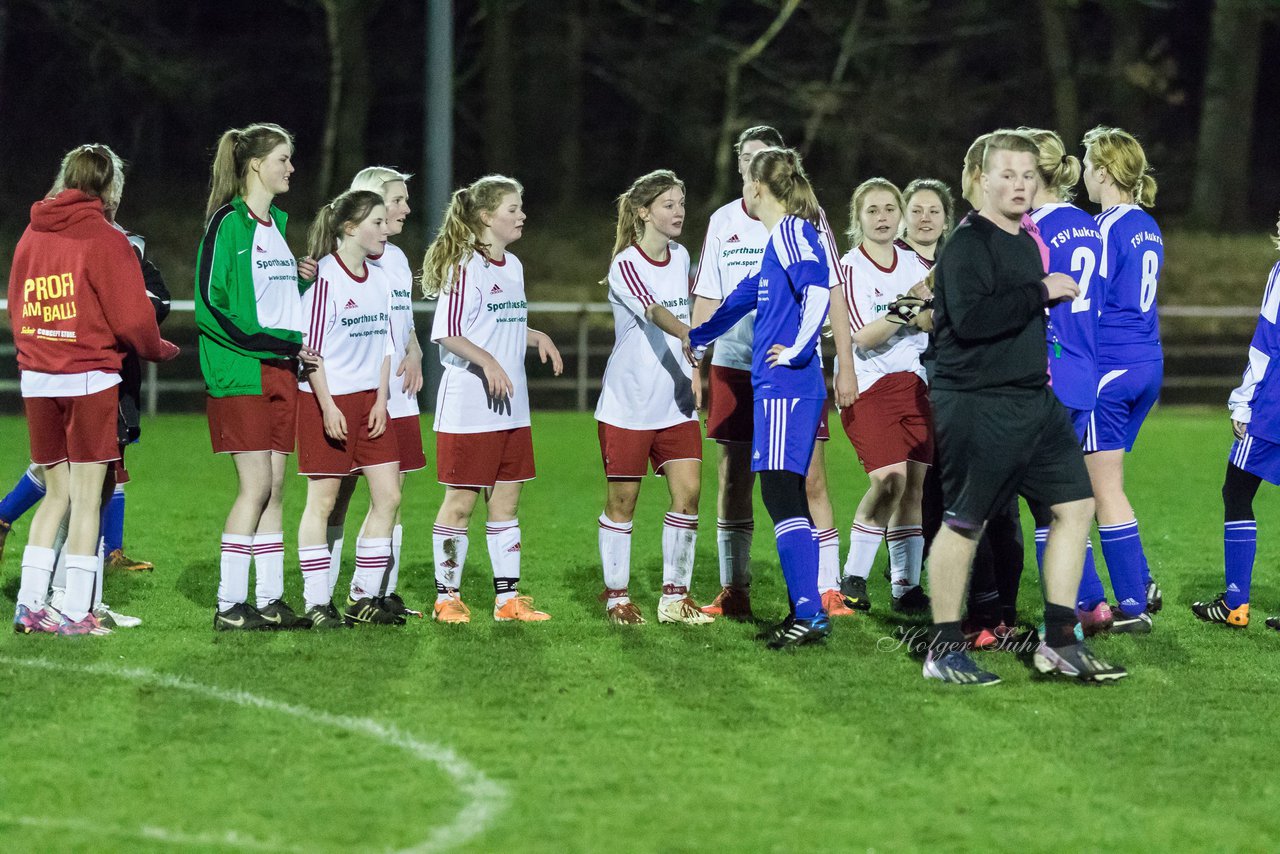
[483,359,515,400]
[299,346,323,369]
[323,404,348,441]
[1233,419,1248,440]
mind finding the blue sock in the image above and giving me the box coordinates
[1099,520,1147,616]
[102,486,126,554]
[1033,526,1048,572]
[0,467,46,524]
[775,518,821,619]
[1076,540,1106,610]
[1224,520,1257,609]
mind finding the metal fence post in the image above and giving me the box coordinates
[146,361,158,417]
[577,306,590,412]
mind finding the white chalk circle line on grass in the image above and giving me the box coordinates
[0,656,509,853]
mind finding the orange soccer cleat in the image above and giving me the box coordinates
[700,585,753,621]
[493,595,552,622]
[432,594,472,624]
[821,588,856,617]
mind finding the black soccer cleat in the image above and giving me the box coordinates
[839,575,872,612]
[343,596,401,626]
[1108,608,1153,634]
[1145,578,1163,614]
[764,613,832,650]
[378,592,424,624]
[258,599,313,630]
[1190,594,1249,628]
[1266,615,1280,632]
[922,649,1001,686]
[891,585,931,615]
[1033,641,1129,683]
[213,602,272,632]
[305,602,347,629]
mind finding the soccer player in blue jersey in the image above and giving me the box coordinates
[1192,213,1280,631]
[687,146,834,649]
[1081,126,1164,633]
[1025,128,1112,635]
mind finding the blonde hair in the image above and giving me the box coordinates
[748,147,819,223]
[608,170,685,260]
[961,130,1039,206]
[420,174,523,298]
[901,178,956,250]
[350,166,413,197]
[51,143,124,210]
[205,123,294,221]
[307,190,385,261]
[846,177,903,246]
[1020,128,1081,202]
[1082,125,1157,207]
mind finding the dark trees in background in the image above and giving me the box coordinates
[1189,0,1266,229]
[482,0,517,174]
[318,0,375,201]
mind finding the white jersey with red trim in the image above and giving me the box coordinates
[839,243,931,393]
[693,199,844,371]
[251,216,304,334]
[368,242,419,418]
[301,253,394,396]
[429,250,530,434]
[596,242,697,430]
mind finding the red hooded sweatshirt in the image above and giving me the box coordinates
[7,190,175,376]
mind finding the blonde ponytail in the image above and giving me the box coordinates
[1082,125,1158,208]
[205,122,294,221]
[749,148,819,223]
[420,175,522,298]
[1021,128,1082,202]
[307,190,385,260]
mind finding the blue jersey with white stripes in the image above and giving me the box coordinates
[689,215,830,400]
[1095,204,1164,366]
[1031,202,1103,410]
[1229,261,1280,444]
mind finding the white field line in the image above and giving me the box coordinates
[0,656,509,853]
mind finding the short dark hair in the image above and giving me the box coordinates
[735,125,785,156]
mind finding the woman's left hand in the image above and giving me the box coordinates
[766,343,789,367]
[298,256,318,282]
[531,330,563,376]
[368,401,388,439]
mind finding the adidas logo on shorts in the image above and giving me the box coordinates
[344,298,358,310]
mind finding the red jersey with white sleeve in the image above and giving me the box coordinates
[300,253,394,396]
[839,243,931,393]
[430,250,530,434]
[693,200,844,370]
[596,242,697,430]
[368,242,419,418]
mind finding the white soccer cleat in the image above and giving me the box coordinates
[95,603,142,629]
[657,595,714,625]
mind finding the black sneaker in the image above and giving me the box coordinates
[343,596,401,626]
[891,585,930,615]
[922,649,1000,686]
[1190,594,1249,628]
[258,599,313,630]
[1108,608,1153,634]
[839,575,871,612]
[765,613,832,649]
[1146,578,1163,613]
[305,602,347,629]
[1266,615,1280,631]
[213,602,272,632]
[378,592,424,623]
[1033,641,1128,683]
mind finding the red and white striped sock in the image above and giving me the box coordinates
[598,514,632,605]
[661,512,698,599]
[217,534,253,611]
[486,519,521,605]
[716,517,753,589]
[252,531,285,609]
[351,537,392,600]
[843,522,885,581]
[816,527,840,591]
[887,525,925,596]
[432,524,469,602]
[300,544,331,609]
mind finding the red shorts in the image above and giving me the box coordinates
[296,390,400,477]
[112,445,130,484]
[207,360,298,454]
[392,415,427,473]
[24,387,121,465]
[840,372,933,473]
[706,365,829,443]
[598,420,702,478]
[436,427,535,488]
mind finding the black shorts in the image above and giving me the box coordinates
[932,385,1092,530]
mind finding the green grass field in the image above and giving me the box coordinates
[1,408,1278,853]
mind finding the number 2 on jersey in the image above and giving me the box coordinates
[1070,246,1095,314]
[1140,250,1159,313]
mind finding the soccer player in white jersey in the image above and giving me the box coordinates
[1082,126,1165,633]
[321,167,426,622]
[835,178,933,615]
[691,125,857,621]
[196,123,322,632]
[295,190,402,627]
[594,170,710,625]
[421,175,562,624]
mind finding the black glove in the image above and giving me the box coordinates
[886,295,927,325]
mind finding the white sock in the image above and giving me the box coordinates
[598,514,632,606]
[299,544,331,608]
[843,522,885,580]
[816,527,840,591]
[52,541,68,593]
[326,525,344,600]
[486,519,521,605]
[93,537,105,610]
[716,518,752,588]
[63,553,97,622]
[888,525,925,596]
[17,545,55,610]
[252,531,285,608]
[433,524,468,602]
[351,537,392,600]
[388,524,404,596]
[217,534,253,611]
[661,512,698,600]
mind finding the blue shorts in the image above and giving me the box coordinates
[1085,361,1163,453]
[1231,434,1280,486]
[1067,407,1091,445]
[751,397,824,475]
